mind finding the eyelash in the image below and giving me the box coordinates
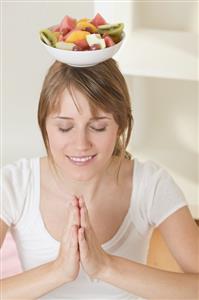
[58,127,106,133]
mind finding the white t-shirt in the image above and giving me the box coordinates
[1,157,187,300]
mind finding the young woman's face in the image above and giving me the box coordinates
[46,88,119,181]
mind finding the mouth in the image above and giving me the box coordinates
[66,154,97,166]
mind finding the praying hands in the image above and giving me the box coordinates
[53,196,111,283]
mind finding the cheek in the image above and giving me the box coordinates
[96,131,118,153]
[47,127,67,150]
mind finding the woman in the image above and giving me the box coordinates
[1,59,198,299]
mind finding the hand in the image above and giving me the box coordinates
[77,196,111,280]
[53,197,80,283]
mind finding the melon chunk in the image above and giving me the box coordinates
[86,34,106,49]
[55,41,75,50]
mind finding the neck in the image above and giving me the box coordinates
[46,156,120,207]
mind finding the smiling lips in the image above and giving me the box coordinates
[67,154,96,163]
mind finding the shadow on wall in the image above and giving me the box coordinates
[132,1,197,33]
[125,75,198,184]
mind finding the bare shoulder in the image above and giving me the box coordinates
[119,157,134,185]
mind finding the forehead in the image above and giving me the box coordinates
[53,87,110,119]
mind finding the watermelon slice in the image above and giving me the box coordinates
[59,15,76,33]
[91,13,107,27]
[104,35,115,47]
[58,33,65,41]
[74,39,90,50]
[52,24,60,32]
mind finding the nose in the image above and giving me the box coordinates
[74,129,92,151]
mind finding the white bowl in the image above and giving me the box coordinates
[41,33,125,67]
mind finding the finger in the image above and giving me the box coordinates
[67,198,80,225]
[68,225,78,255]
[80,205,90,230]
[62,203,79,238]
[71,196,79,208]
[78,196,84,208]
[72,205,80,227]
[78,227,89,258]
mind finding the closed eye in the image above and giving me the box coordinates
[58,127,106,133]
[59,127,73,132]
[91,127,106,132]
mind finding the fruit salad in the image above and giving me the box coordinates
[40,13,124,51]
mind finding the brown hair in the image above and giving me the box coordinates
[38,59,133,179]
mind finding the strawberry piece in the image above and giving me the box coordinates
[104,35,115,47]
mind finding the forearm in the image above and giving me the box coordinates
[1,260,68,299]
[98,255,199,299]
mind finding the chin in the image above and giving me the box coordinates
[56,154,112,180]
[68,162,109,182]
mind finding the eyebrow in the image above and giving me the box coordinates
[54,116,111,120]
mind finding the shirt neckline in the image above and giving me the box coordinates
[33,157,137,250]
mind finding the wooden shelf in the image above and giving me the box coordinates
[115,29,198,81]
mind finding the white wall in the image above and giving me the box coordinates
[125,76,198,218]
[2,1,198,217]
[2,1,94,164]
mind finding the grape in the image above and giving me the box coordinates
[85,27,93,33]
[90,44,101,51]
[72,45,82,51]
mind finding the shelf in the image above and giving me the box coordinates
[115,29,198,81]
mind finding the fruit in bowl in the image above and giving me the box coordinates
[40,13,124,52]
[39,13,125,67]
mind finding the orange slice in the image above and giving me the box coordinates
[76,21,97,33]
[77,18,91,23]
[65,30,90,43]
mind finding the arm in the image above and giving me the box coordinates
[1,199,80,299]
[78,200,199,299]
[98,207,199,299]
[0,218,68,300]
[99,254,198,299]
[1,260,68,300]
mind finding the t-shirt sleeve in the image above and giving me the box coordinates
[132,161,188,235]
[1,159,31,227]
[147,167,187,228]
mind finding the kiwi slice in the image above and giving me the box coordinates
[98,23,113,30]
[40,29,57,47]
[40,32,51,46]
[98,23,124,36]
[110,34,122,43]
[108,23,124,36]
